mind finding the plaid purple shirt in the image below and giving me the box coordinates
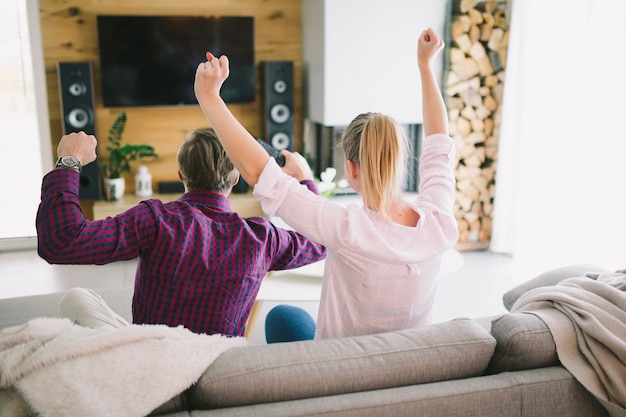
[36,169,326,336]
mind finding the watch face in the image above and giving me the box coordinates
[61,155,79,167]
[57,155,80,171]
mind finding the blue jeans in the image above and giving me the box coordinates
[264,304,316,343]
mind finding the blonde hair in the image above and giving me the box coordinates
[341,113,408,219]
[177,127,239,193]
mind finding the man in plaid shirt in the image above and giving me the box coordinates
[37,127,326,336]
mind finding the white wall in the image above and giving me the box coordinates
[302,0,448,126]
[491,0,626,272]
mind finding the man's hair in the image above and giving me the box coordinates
[341,112,408,219]
[177,127,239,193]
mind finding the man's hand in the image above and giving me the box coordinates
[57,131,97,166]
[194,52,230,104]
[281,151,314,182]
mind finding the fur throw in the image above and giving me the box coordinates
[0,318,246,417]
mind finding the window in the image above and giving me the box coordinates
[0,0,52,250]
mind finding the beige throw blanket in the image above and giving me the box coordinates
[0,318,246,417]
[511,271,626,417]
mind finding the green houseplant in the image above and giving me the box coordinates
[99,112,158,179]
[99,112,157,200]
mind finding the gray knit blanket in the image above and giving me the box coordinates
[512,270,626,417]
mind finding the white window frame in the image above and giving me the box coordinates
[0,0,52,251]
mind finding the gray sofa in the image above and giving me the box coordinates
[0,265,610,417]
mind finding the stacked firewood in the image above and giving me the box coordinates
[445,0,510,250]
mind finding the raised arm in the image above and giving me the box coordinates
[417,28,448,137]
[194,53,270,186]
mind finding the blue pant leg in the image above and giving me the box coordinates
[265,304,316,343]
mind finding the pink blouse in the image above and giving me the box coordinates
[253,133,458,339]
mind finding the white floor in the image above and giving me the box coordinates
[0,248,538,344]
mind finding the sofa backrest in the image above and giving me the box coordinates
[502,264,605,311]
[187,318,497,409]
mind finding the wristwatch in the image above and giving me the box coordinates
[55,155,82,172]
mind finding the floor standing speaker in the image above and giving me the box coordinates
[57,61,101,200]
[262,61,294,151]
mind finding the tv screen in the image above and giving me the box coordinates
[97,15,255,107]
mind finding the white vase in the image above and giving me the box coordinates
[134,165,153,197]
[103,177,126,201]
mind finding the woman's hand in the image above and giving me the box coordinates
[417,27,445,69]
[194,51,277,187]
[194,52,230,104]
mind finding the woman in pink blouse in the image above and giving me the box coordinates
[194,27,458,341]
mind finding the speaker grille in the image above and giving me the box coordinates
[57,62,101,201]
[262,61,295,151]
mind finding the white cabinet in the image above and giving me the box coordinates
[302,0,448,126]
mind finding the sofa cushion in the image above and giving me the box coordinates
[0,287,133,331]
[191,367,608,417]
[487,312,558,374]
[187,318,496,409]
[502,264,604,311]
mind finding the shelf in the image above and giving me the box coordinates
[91,192,263,220]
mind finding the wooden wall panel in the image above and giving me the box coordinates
[40,0,302,192]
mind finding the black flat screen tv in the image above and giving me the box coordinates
[96,15,255,107]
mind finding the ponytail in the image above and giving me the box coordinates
[341,113,408,219]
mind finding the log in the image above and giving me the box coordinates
[487,27,505,51]
[456,0,478,14]
[455,117,472,137]
[469,24,481,44]
[468,8,483,25]
[460,105,477,121]
[483,94,498,112]
[470,118,485,134]
[476,0,500,14]
[479,217,493,241]
[459,88,483,107]
[447,0,510,249]
[454,33,473,53]
[451,17,470,39]
[468,42,486,60]
[483,118,495,137]
[450,47,466,64]
[477,56,494,76]
[480,20,494,41]
[475,105,492,120]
